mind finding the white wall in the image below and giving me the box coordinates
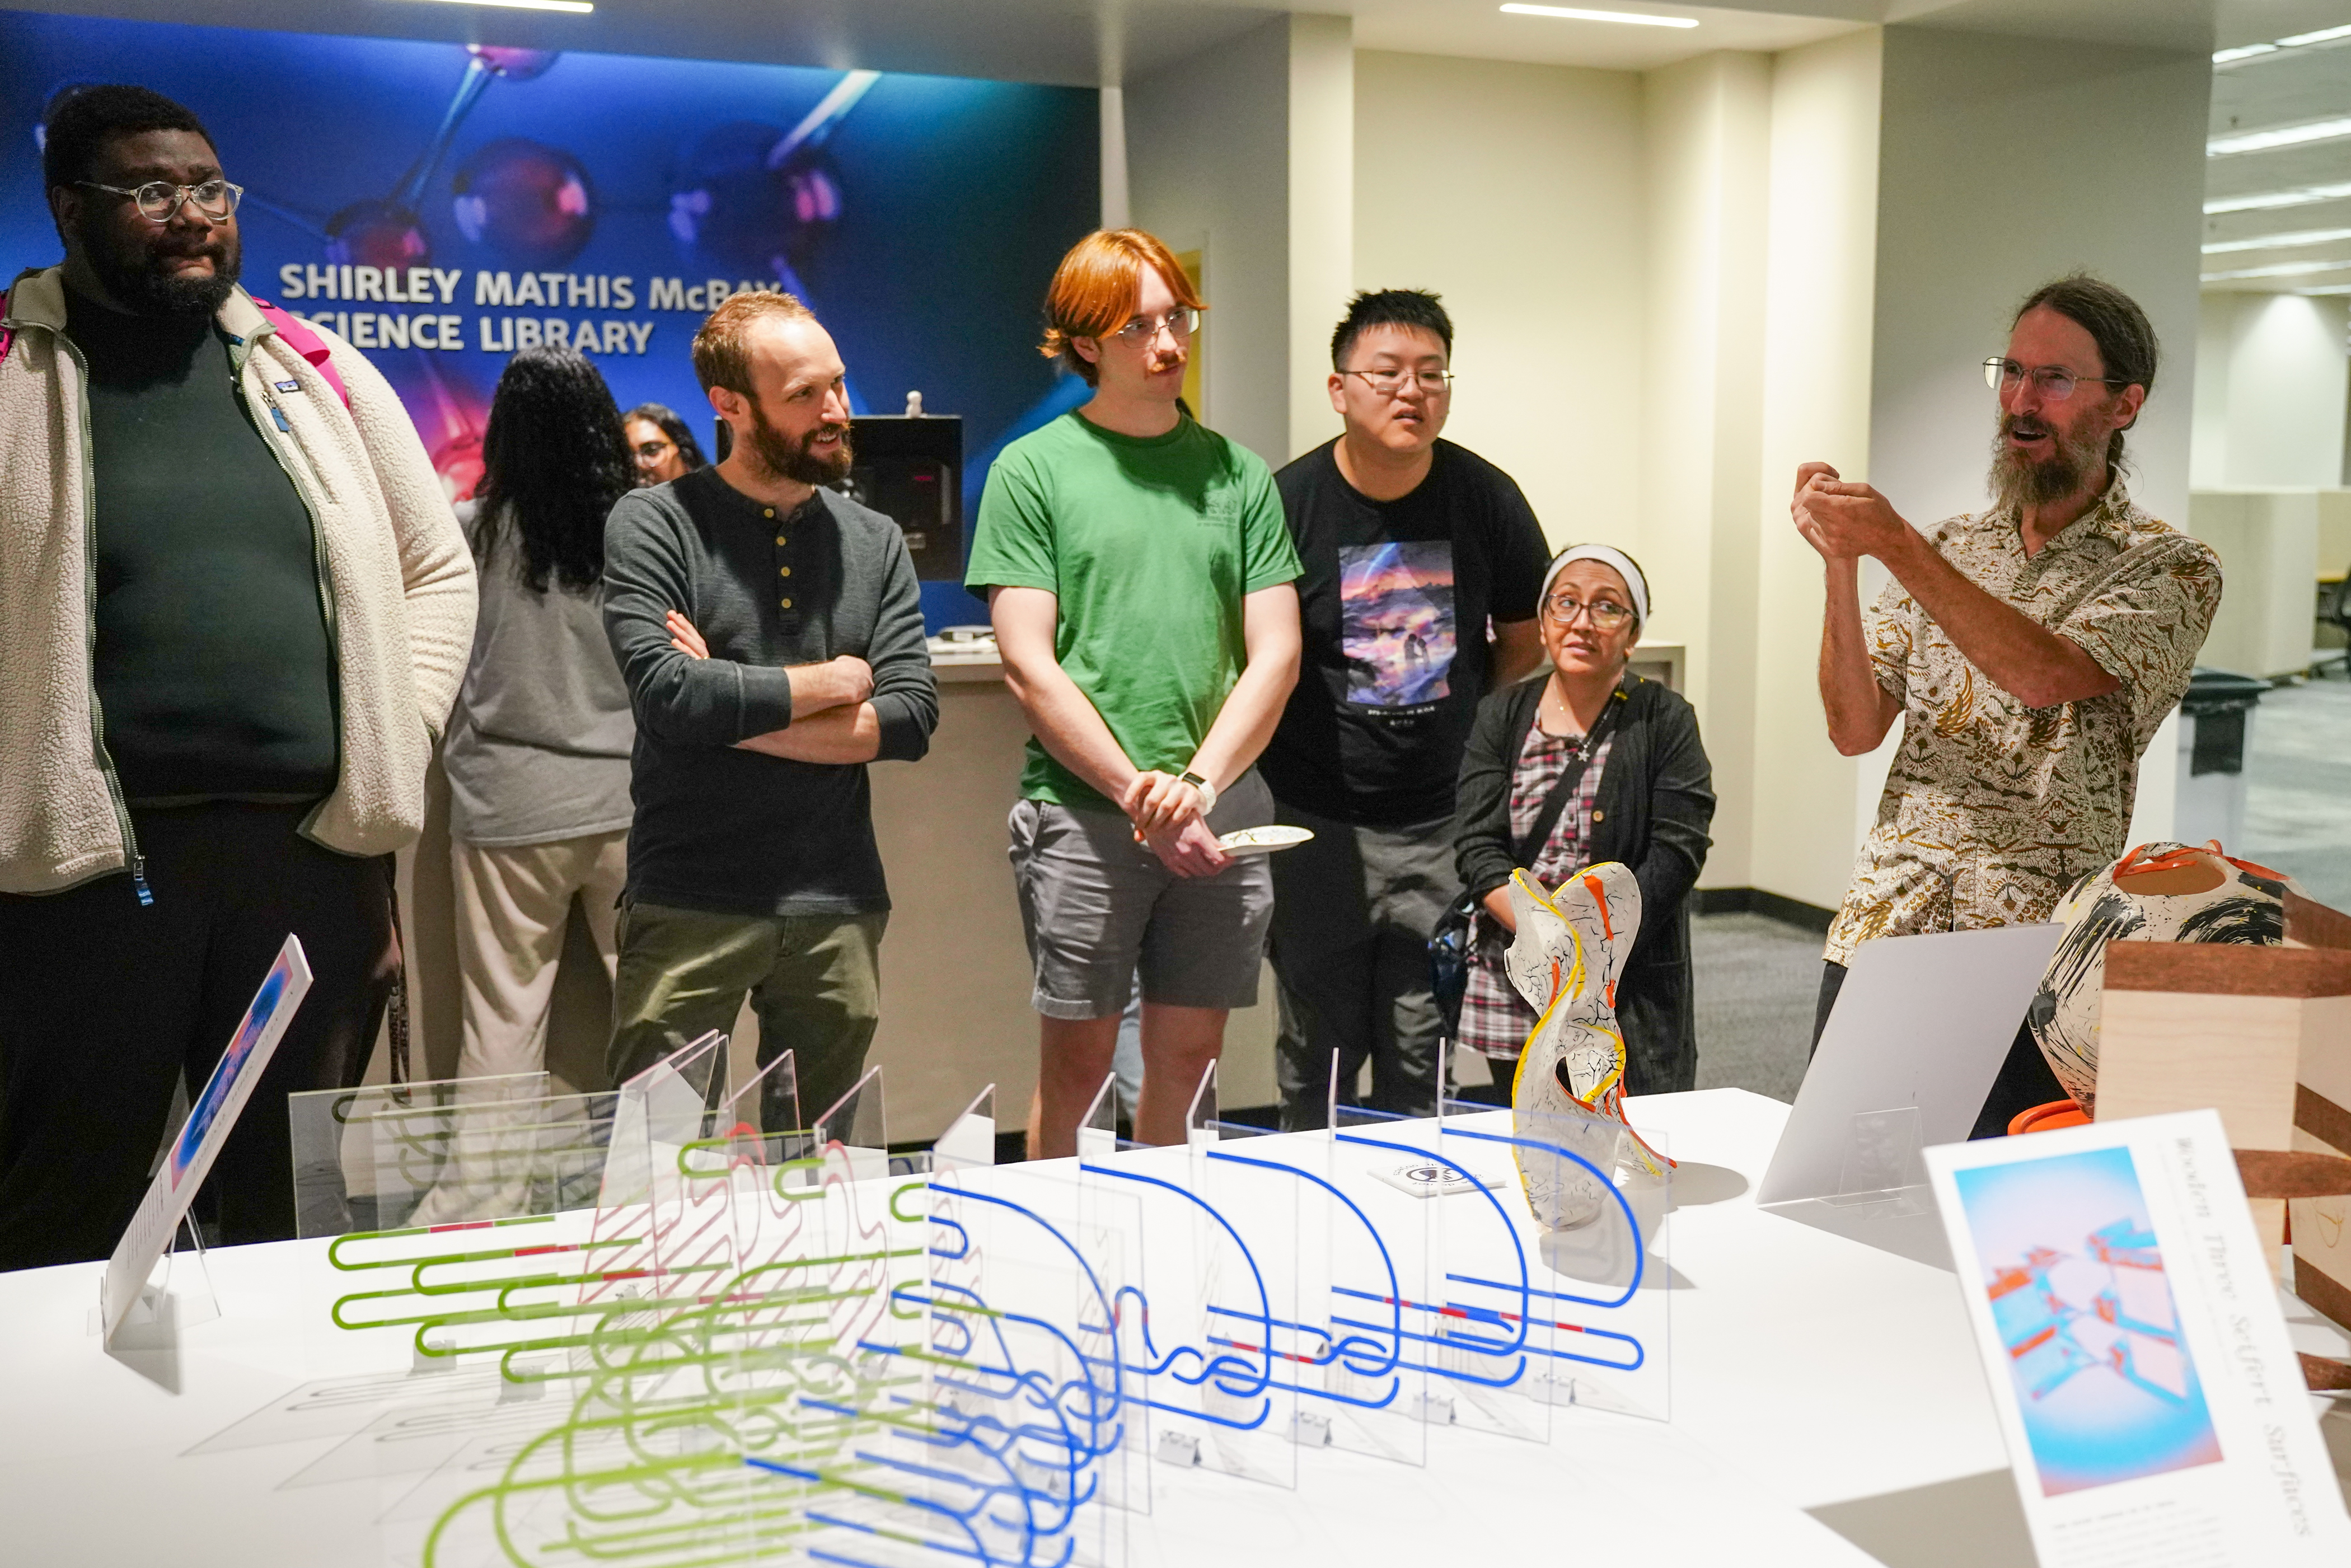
[2193,291,2351,490]
[1745,28,1886,911]
[1127,18,1294,466]
[1638,50,1772,888]
[2187,489,2325,678]
[1288,15,1354,459]
[1349,50,1645,549]
[1865,27,2210,855]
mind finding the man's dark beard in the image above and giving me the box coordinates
[78,216,240,317]
[747,400,853,485]
[1988,407,2109,511]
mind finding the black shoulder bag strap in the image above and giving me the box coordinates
[1507,687,1624,876]
[1429,681,1630,1042]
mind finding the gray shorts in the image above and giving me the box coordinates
[1008,770,1276,1020]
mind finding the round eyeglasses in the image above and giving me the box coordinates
[1982,357,2127,402]
[76,178,244,223]
[1340,367,1455,396]
[1107,308,1198,346]
[1542,593,1634,631]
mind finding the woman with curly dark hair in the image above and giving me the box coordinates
[441,347,638,1091]
[624,401,707,486]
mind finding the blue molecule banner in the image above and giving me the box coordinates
[0,11,1100,622]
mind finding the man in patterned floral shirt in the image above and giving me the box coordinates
[1792,273,2221,1135]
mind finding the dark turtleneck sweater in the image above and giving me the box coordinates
[65,283,338,806]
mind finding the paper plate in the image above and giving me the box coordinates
[1216,825,1315,856]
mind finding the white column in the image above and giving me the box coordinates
[1286,14,1353,461]
[1098,86,1130,232]
[1746,28,1886,910]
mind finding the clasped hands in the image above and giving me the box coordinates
[1122,769,1227,879]
[1791,462,1914,565]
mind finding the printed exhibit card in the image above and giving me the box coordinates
[99,935,312,1343]
[1925,1109,2350,1568]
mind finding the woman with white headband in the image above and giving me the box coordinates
[1449,544,1716,1094]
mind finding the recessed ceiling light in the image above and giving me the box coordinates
[401,0,593,13]
[2215,22,2351,64]
[2199,259,2351,282]
[2201,226,2351,255]
[2207,118,2351,157]
[1498,5,1699,28]
[2205,181,2351,214]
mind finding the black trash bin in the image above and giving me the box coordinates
[2175,667,2266,848]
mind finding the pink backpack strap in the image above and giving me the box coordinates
[249,298,350,409]
[0,289,13,367]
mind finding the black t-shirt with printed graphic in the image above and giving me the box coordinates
[1259,438,1549,827]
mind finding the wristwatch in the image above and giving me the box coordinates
[1179,770,1217,816]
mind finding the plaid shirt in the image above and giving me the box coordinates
[1457,724,1615,1060]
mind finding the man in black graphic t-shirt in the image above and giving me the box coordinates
[1259,290,1549,1128]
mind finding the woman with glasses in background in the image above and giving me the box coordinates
[623,402,708,486]
[1451,545,1715,1098]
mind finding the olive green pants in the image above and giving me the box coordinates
[608,900,888,1129]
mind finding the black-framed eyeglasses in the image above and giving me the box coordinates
[633,438,677,461]
[1340,367,1455,396]
[1541,593,1634,631]
[1982,357,2127,402]
[76,178,243,223]
[1106,308,1197,346]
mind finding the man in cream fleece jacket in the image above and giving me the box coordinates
[0,87,475,1267]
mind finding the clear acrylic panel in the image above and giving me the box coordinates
[815,1063,891,1182]
[1827,1104,1929,1213]
[930,1083,997,1176]
[1426,1098,1673,1428]
[288,1072,552,1236]
[864,1155,1144,1566]
[1078,1073,1119,1162]
[1075,1063,1300,1491]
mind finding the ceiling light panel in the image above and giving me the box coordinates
[401,0,593,12]
[2208,118,2351,157]
[2205,181,2351,214]
[2202,226,2351,255]
[2215,22,2351,65]
[2199,259,2351,281]
[1498,5,1700,28]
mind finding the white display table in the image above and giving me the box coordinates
[3,1087,2313,1566]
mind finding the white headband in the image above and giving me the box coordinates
[1539,544,1648,628]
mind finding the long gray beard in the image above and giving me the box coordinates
[1988,412,2109,511]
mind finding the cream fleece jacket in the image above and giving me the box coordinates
[0,265,476,893]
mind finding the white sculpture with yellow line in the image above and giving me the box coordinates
[1501,861,1674,1230]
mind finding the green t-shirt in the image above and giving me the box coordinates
[965,410,1301,809]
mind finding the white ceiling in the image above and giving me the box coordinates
[2199,6,2351,294]
[42,0,2351,293]
[17,0,2247,85]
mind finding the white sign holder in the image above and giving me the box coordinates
[1756,923,2061,1267]
[1926,1108,2351,1567]
[99,935,312,1346]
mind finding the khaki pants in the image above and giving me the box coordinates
[608,901,888,1129]
[450,831,628,1082]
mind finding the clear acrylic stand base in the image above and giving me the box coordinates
[89,1220,221,1345]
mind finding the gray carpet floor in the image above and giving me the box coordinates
[2242,678,2351,910]
[1692,912,1821,1104]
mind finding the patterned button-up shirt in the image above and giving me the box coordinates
[1823,481,2222,966]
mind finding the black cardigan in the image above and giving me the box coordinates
[1453,673,1716,1095]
